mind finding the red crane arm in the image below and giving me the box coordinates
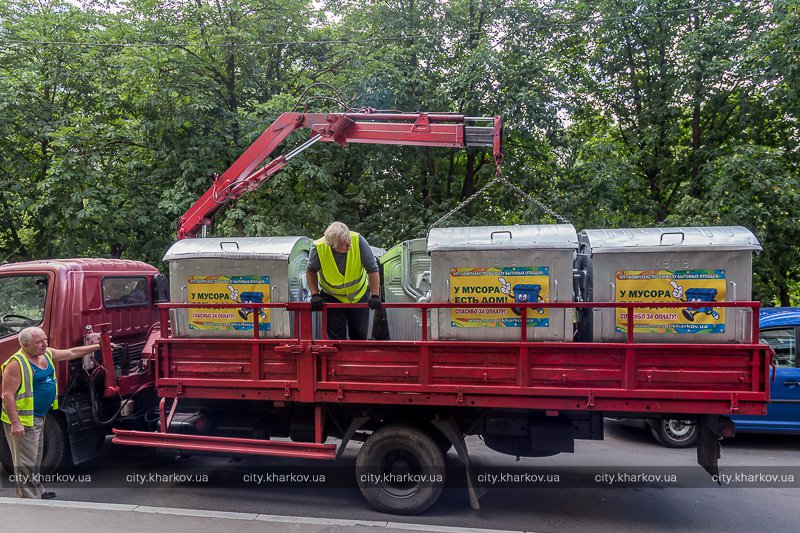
[177,111,503,239]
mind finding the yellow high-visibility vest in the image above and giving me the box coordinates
[1,349,58,427]
[315,231,369,303]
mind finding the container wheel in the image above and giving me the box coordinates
[356,424,446,515]
[650,419,698,448]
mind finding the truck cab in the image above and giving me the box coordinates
[0,258,162,471]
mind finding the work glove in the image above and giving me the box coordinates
[310,294,325,312]
[368,294,382,311]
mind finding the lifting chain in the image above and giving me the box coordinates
[428,173,503,234]
[494,174,571,225]
[428,167,571,234]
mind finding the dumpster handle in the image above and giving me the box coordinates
[490,230,512,240]
[553,278,559,302]
[219,241,240,251]
[400,241,425,300]
[729,280,740,342]
[659,231,685,244]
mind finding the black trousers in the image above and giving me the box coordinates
[321,292,370,340]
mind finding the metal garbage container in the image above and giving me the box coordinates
[380,238,431,340]
[163,236,312,338]
[576,226,762,343]
[428,224,578,341]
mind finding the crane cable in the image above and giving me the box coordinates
[428,167,571,235]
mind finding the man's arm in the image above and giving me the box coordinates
[306,270,320,295]
[1,360,25,438]
[357,235,379,297]
[368,271,380,297]
[50,344,102,363]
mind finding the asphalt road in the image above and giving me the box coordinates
[2,422,798,533]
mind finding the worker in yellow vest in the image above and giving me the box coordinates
[1,327,108,499]
[306,221,381,339]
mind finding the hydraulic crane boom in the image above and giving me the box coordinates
[177,111,504,239]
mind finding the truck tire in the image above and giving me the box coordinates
[650,419,698,448]
[356,424,446,515]
[41,413,71,473]
[0,413,70,475]
[0,430,12,475]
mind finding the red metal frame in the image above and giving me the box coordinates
[177,111,503,239]
[113,300,771,458]
[146,300,769,411]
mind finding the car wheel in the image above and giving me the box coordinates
[650,419,698,448]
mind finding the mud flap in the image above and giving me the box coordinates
[432,416,485,511]
[697,415,727,481]
[336,415,370,459]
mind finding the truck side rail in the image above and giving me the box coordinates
[151,301,771,417]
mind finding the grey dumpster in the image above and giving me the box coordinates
[380,238,431,340]
[428,224,578,341]
[164,237,312,338]
[577,226,761,343]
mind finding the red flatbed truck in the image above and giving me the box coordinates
[111,110,771,514]
[0,110,772,514]
[111,298,771,514]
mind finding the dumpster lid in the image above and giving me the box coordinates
[579,226,762,253]
[370,246,387,260]
[164,237,311,261]
[428,224,578,252]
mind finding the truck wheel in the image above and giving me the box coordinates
[356,424,446,515]
[650,419,698,448]
[0,430,13,475]
[0,414,70,475]
[41,413,71,473]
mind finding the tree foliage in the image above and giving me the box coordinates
[0,0,797,303]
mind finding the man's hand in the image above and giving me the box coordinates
[368,295,382,311]
[310,294,325,312]
[10,420,25,439]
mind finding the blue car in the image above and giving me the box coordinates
[611,307,800,447]
[731,307,800,433]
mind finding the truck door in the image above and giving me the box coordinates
[0,273,51,361]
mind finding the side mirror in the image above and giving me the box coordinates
[152,274,170,303]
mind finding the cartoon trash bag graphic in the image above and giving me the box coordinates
[511,284,544,316]
[238,292,268,321]
[682,288,719,321]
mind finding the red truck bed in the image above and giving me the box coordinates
[150,301,771,416]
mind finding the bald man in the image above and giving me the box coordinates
[1,327,105,498]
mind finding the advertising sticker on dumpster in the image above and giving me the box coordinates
[188,275,271,331]
[450,267,550,327]
[615,269,726,334]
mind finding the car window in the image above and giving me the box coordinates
[0,276,47,339]
[103,277,149,308]
[760,328,796,368]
